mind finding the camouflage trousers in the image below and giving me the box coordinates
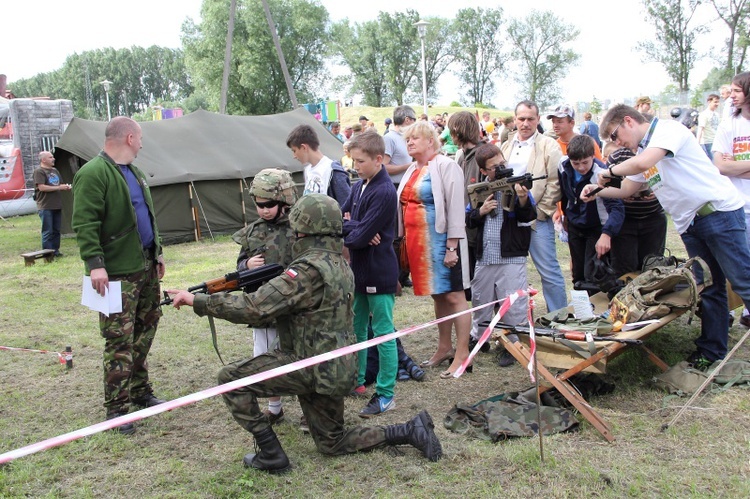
[100,262,162,415]
[218,352,389,455]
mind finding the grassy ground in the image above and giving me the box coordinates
[1,214,750,498]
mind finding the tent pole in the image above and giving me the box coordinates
[240,178,247,227]
[188,183,200,241]
[190,181,214,241]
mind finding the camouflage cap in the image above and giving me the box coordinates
[289,194,342,236]
[250,168,298,205]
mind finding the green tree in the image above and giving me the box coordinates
[378,10,422,106]
[331,19,390,106]
[507,10,580,109]
[452,7,508,106]
[182,0,329,115]
[10,47,191,119]
[590,97,602,116]
[708,0,749,75]
[639,0,704,92]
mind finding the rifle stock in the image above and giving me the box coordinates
[467,173,548,211]
[160,263,284,306]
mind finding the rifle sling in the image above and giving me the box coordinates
[208,315,225,365]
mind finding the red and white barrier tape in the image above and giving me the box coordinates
[454,288,537,378]
[0,345,67,365]
[0,298,502,465]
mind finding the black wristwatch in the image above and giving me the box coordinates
[446,247,457,252]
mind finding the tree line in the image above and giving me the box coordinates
[9,0,749,118]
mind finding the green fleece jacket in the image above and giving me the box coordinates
[72,152,161,275]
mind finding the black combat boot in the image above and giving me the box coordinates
[384,410,442,462]
[243,427,292,474]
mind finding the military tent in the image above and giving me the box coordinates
[55,107,346,245]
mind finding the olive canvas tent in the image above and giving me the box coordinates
[54,107,345,245]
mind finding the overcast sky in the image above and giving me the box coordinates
[3,0,727,108]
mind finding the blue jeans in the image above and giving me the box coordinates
[681,208,750,360]
[529,217,568,312]
[38,209,62,253]
[701,143,713,159]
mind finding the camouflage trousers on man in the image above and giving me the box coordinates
[100,264,162,415]
[218,352,389,455]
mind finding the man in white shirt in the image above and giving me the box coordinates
[500,100,567,313]
[582,103,750,369]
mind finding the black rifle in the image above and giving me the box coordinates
[467,172,548,212]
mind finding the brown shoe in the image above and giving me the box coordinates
[262,408,285,426]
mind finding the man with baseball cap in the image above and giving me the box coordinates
[547,104,602,158]
[635,96,652,115]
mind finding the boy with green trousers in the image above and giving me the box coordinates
[341,132,399,417]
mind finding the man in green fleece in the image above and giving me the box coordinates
[72,117,166,435]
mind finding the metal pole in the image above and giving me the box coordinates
[105,90,111,122]
[261,0,298,108]
[420,36,427,116]
[220,0,237,115]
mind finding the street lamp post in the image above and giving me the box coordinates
[414,20,429,117]
[100,79,112,121]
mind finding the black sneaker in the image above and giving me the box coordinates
[469,337,491,353]
[740,315,750,329]
[686,350,713,371]
[359,394,395,418]
[497,350,517,367]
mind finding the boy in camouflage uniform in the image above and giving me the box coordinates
[168,194,442,473]
[232,168,297,424]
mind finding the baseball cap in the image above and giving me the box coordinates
[352,123,363,132]
[636,96,652,106]
[359,115,368,121]
[546,104,575,120]
[385,117,392,124]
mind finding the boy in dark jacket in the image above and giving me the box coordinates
[559,135,624,290]
[466,143,537,366]
[341,133,399,417]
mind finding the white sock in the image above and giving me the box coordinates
[267,400,282,415]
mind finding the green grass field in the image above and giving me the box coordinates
[1,212,750,498]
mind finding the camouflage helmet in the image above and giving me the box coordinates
[250,168,298,205]
[289,194,342,236]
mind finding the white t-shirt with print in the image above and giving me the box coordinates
[627,118,743,234]
[303,155,333,196]
[712,115,750,214]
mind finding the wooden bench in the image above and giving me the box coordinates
[21,249,55,266]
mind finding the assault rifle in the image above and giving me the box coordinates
[467,170,548,212]
[159,263,284,306]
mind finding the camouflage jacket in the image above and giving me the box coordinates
[194,235,357,396]
[232,213,295,272]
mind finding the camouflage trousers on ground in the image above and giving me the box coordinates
[218,352,389,455]
[100,264,162,415]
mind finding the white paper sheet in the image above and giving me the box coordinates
[81,276,122,316]
[570,289,595,319]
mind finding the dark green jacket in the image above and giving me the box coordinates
[72,152,161,275]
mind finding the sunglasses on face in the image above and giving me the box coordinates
[256,200,280,209]
[610,122,622,142]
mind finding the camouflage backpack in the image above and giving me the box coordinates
[609,257,710,326]
[653,360,750,396]
[443,388,579,441]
